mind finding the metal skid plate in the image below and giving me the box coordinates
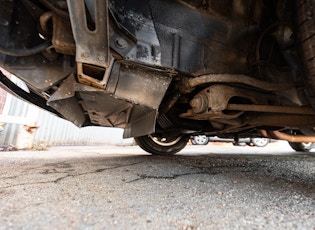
[106,61,172,109]
[79,91,157,138]
[47,74,87,127]
[47,60,172,138]
[79,91,133,128]
[4,55,74,91]
[78,61,172,137]
[47,74,157,137]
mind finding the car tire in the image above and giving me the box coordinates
[288,142,315,152]
[251,138,269,147]
[190,139,197,145]
[296,0,315,108]
[192,135,209,145]
[135,134,189,155]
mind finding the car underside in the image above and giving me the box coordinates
[1,0,315,154]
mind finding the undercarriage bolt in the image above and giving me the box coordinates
[81,53,89,59]
[190,94,208,114]
[98,55,105,63]
[115,38,128,49]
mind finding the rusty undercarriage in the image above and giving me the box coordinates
[1,0,315,154]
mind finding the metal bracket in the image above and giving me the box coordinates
[77,58,114,89]
[67,0,110,68]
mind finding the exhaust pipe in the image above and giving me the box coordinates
[260,130,315,142]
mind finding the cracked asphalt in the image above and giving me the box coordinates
[0,143,314,229]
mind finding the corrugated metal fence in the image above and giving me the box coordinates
[0,93,134,147]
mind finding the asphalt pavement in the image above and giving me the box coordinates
[0,142,314,229]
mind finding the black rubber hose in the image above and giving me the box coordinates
[38,0,69,19]
[0,40,51,57]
